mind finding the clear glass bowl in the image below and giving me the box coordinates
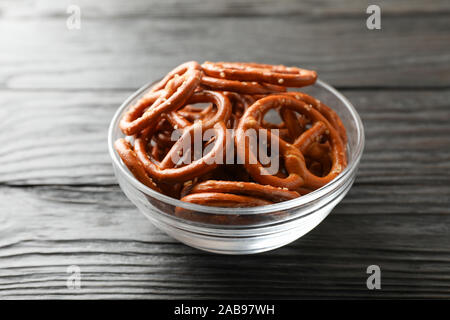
[108,79,364,254]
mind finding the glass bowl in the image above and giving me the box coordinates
[108,79,364,254]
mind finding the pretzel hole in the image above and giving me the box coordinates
[262,109,283,128]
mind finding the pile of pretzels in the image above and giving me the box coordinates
[115,61,347,208]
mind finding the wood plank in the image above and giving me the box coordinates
[0,185,449,299]
[0,89,449,189]
[2,0,450,18]
[0,90,123,185]
[0,15,449,89]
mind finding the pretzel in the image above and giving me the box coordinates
[236,123,305,190]
[176,182,294,224]
[222,91,255,117]
[177,104,213,122]
[186,90,232,129]
[162,90,232,131]
[190,180,300,202]
[150,61,201,92]
[279,92,347,144]
[114,139,161,192]
[202,61,317,87]
[201,76,286,95]
[115,61,349,209]
[235,95,347,189]
[134,121,228,183]
[119,61,202,135]
[131,90,232,183]
[180,192,273,207]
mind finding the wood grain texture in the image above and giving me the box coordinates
[2,0,450,18]
[0,88,449,299]
[0,16,449,89]
[0,89,449,187]
[0,185,449,299]
[1,0,450,299]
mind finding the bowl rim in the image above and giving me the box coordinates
[108,79,365,215]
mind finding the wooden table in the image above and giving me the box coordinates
[1,0,449,299]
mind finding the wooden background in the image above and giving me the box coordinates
[0,0,449,299]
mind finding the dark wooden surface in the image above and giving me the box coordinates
[1,0,449,299]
